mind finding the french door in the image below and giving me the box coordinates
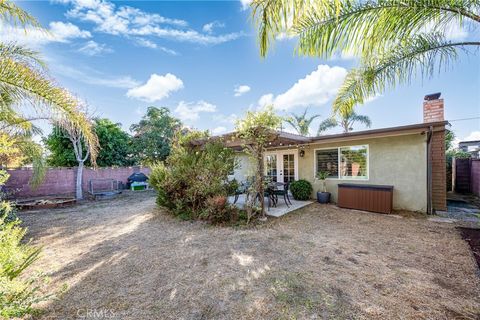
[265,150,298,184]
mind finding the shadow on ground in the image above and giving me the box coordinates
[19,192,480,319]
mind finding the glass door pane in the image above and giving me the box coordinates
[265,154,277,182]
[282,154,295,183]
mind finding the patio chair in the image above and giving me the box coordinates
[273,182,292,208]
[233,181,248,204]
[254,188,276,210]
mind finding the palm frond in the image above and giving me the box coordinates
[251,0,343,57]
[350,113,372,128]
[0,57,98,163]
[286,108,320,136]
[0,0,42,29]
[317,118,338,135]
[0,43,47,70]
[333,33,477,113]
[294,0,479,59]
[285,116,302,134]
[15,137,46,189]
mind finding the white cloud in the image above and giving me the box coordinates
[212,126,227,135]
[234,85,251,97]
[157,47,179,55]
[364,94,383,104]
[202,21,225,34]
[258,93,274,107]
[464,131,480,141]
[126,73,184,102]
[174,101,216,122]
[78,40,113,56]
[444,23,469,41]
[64,0,187,34]
[53,64,140,88]
[213,113,238,124]
[0,21,91,46]
[59,0,243,45]
[258,65,348,110]
[49,21,91,40]
[240,0,252,10]
[423,21,469,41]
[135,38,158,48]
[130,25,243,45]
[134,38,178,55]
[276,32,296,41]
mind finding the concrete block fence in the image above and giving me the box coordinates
[4,166,151,199]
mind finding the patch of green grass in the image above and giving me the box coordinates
[268,271,356,319]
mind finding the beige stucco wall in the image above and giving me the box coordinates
[230,153,253,181]
[297,134,427,212]
[230,133,428,212]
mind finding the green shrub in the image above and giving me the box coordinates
[0,170,53,318]
[149,132,238,223]
[289,180,313,201]
[226,179,239,196]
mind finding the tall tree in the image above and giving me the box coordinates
[251,0,480,113]
[235,106,282,221]
[45,118,134,167]
[51,113,96,200]
[318,110,372,134]
[285,108,320,136]
[92,119,134,166]
[130,107,182,164]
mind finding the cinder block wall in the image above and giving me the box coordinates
[5,166,151,199]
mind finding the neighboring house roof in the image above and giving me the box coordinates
[459,140,480,147]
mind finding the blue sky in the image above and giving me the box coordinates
[10,0,480,142]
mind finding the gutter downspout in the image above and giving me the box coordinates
[426,126,433,215]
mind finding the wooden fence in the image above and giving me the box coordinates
[453,158,480,197]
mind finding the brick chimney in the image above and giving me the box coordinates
[423,93,444,123]
[423,92,447,213]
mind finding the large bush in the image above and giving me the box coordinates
[0,170,51,318]
[150,132,238,223]
[289,179,313,201]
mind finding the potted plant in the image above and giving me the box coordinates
[316,171,331,204]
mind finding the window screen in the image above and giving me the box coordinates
[315,149,339,178]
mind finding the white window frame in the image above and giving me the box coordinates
[313,144,369,181]
[264,149,299,182]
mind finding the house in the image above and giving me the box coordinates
[204,95,448,214]
[458,140,480,159]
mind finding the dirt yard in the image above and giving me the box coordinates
[19,191,480,319]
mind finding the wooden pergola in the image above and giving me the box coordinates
[191,130,310,150]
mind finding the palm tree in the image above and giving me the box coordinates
[0,2,98,161]
[285,108,320,136]
[318,110,372,134]
[251,0,480,113]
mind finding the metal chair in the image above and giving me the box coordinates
[272,182,292,207]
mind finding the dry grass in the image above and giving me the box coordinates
[19,191,480,319]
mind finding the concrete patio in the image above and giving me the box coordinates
[227,194,312,217]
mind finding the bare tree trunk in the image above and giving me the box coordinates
[342,119,349,133]
[76,161,84,200]
[71,136,89,200]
